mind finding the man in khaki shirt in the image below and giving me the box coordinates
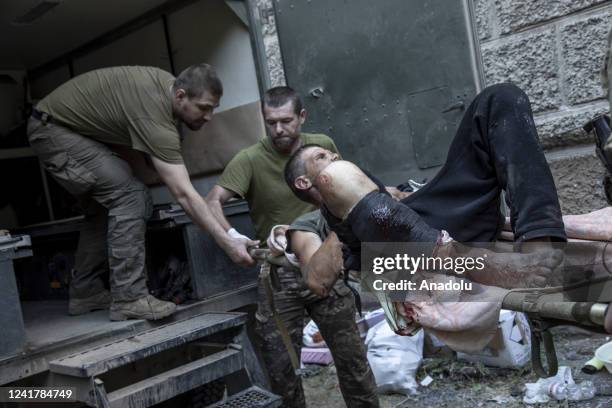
[28,64,256,321]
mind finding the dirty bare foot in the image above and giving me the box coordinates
[456,243,564,289]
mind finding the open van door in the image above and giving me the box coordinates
[272,0,485,184]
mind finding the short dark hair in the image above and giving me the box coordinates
[173,63,223,98]
[284,143,322,203]
[262,86,303,115]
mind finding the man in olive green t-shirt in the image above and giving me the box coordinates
[206,87,378,408]
[27,64,256,321]
[206,85,337,262]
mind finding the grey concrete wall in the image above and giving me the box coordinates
[255,0,612,214]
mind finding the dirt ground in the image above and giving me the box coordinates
[302,327,612,407]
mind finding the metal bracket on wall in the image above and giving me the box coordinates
[309,87,324,98]
[259,7,274,23]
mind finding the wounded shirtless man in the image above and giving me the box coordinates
[282,83,612,334]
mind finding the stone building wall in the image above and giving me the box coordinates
[255,0,612,214]
[476,0,612,213]
[254,0,285,87]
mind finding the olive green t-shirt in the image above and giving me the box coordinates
[36,66,183,163]
[217,133,338,242]
[286,210,329,253]
[285,210,350,296]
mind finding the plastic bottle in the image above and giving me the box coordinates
[547,380,596,401]
[547,382,568,400]
[576,381,596,400]
[582,357,605,374]
[522,367,596,404]
[523,383,550,404]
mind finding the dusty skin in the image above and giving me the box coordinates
[304,232,345,297]
[314,160,378,220]
[436,242,564,289]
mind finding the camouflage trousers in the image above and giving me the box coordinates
[254,265,379,408]
[27,118,152,301]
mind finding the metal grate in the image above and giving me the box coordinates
[207,387,280,408]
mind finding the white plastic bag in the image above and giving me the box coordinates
[365,320,424,395]
[457,309,531,368]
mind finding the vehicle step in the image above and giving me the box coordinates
[106,348,243,408]
[49,312,246,377]
[206,386,282,408]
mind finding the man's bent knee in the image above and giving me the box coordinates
[482,82,529,107]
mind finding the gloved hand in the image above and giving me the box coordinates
[267,225,289,256]
[228,227,252,242]
[228,228,260,253]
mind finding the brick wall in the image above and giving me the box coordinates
[256,0,612,213]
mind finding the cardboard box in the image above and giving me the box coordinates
[457,309,531,368]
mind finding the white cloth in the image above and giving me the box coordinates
[266,224,300,267]
[267,224,289,256]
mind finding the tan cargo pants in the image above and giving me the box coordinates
[27,118,152,301]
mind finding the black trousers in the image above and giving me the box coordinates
[402,83,565,243]
[325,83,566,258]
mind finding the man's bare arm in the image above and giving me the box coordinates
[151,157,256,266]
[291,230,344,297]
[205,184,237,231]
